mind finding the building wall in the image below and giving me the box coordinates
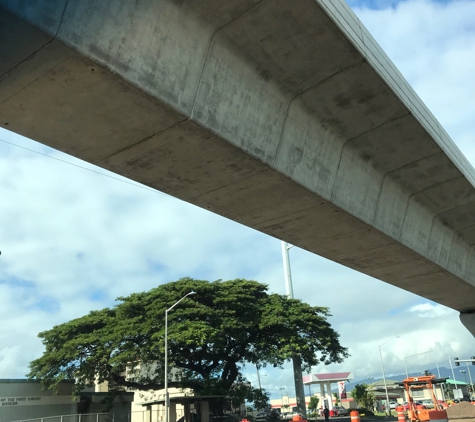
[130,386,189,422]
[0,379,78,422]
[0,379,133,422]
[270,394,336,412]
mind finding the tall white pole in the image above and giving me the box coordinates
[379,337,399,416]
[281,241,306,418]
[165,309,169,422]
[379,346,391,416]
[467,362,474,386]
[281,241,294,298]
[256,365,262,391]
[436,363,446,401]
[165,292,197,422]
[449,356,459,397]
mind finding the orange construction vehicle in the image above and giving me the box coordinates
[396,375,448,422]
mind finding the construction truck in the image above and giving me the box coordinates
[396,375,448,422]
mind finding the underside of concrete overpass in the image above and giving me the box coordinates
[2,0,475,329]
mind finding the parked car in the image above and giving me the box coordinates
[421,399,435,408]
[389,402,398,409]
[255,412,270,422]
[332,406,349,416]
[402,401,427,410]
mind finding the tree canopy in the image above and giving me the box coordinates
[308,396,320,415]
[28,278,348,407]
[351,383,375,410]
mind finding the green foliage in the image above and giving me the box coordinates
[28,278,348,406]
[444,383,454,399]
[351,383,375,410]
[246,386,270,411]
[308,396,320,413]
[333,392,339,405]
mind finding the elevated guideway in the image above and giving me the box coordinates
[2,0,475,331]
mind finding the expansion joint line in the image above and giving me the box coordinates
[189,0,266,122]
[271,59,365,169]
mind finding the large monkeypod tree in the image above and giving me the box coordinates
[28,278,349,411]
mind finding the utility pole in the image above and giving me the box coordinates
[449,357,460,398]
[281,241,307,418]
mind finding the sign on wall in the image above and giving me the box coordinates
[0,396,78,407]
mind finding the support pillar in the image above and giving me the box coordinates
[326,382,332,409]
[184,402,190,422]
[169,402,177,422]
[320,383,326,410]
[460,312,475,336]
[201,401,210,422]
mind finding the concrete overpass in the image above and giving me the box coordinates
[2,0,475,332]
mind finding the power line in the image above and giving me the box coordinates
[0,137,168,197]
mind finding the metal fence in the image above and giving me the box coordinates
[128,409,169,422]
[9,413,115,422]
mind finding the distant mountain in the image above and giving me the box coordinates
[340,366,474,393]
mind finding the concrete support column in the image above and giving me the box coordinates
[320,383,326,410]
[201,401,210,422]
[145,405,152,422]
[169,402,177,422]
[460,312,475,337]
[326,382,332,409]
[184,402,190,422]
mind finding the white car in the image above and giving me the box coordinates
[421,399,435,409]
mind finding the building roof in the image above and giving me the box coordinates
[303,372,354,385]
[446,379,468,385]
[140,395,225,406]
[370,379,403,389]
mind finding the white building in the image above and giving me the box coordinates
[0,379,133,422]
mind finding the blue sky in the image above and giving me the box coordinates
[347,0,451,9]
[1,0,475,401]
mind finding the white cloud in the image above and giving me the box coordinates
[407,303,454,318]
[0,0,475,402]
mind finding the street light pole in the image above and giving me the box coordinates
[466,363,474,397]
[282,241,294,298]
[379,337,399,416]
[281,241,307,418]
[436,363,446,401]
[256,365,262,391]
[467,363,474,385]
[449,356,460,397]
[165,291,197,422]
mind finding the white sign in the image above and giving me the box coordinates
[0,396,78,407]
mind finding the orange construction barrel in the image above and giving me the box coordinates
[397,406,405,422]
[350,411,360,422]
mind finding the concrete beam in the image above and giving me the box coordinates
[2,0,475,316]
